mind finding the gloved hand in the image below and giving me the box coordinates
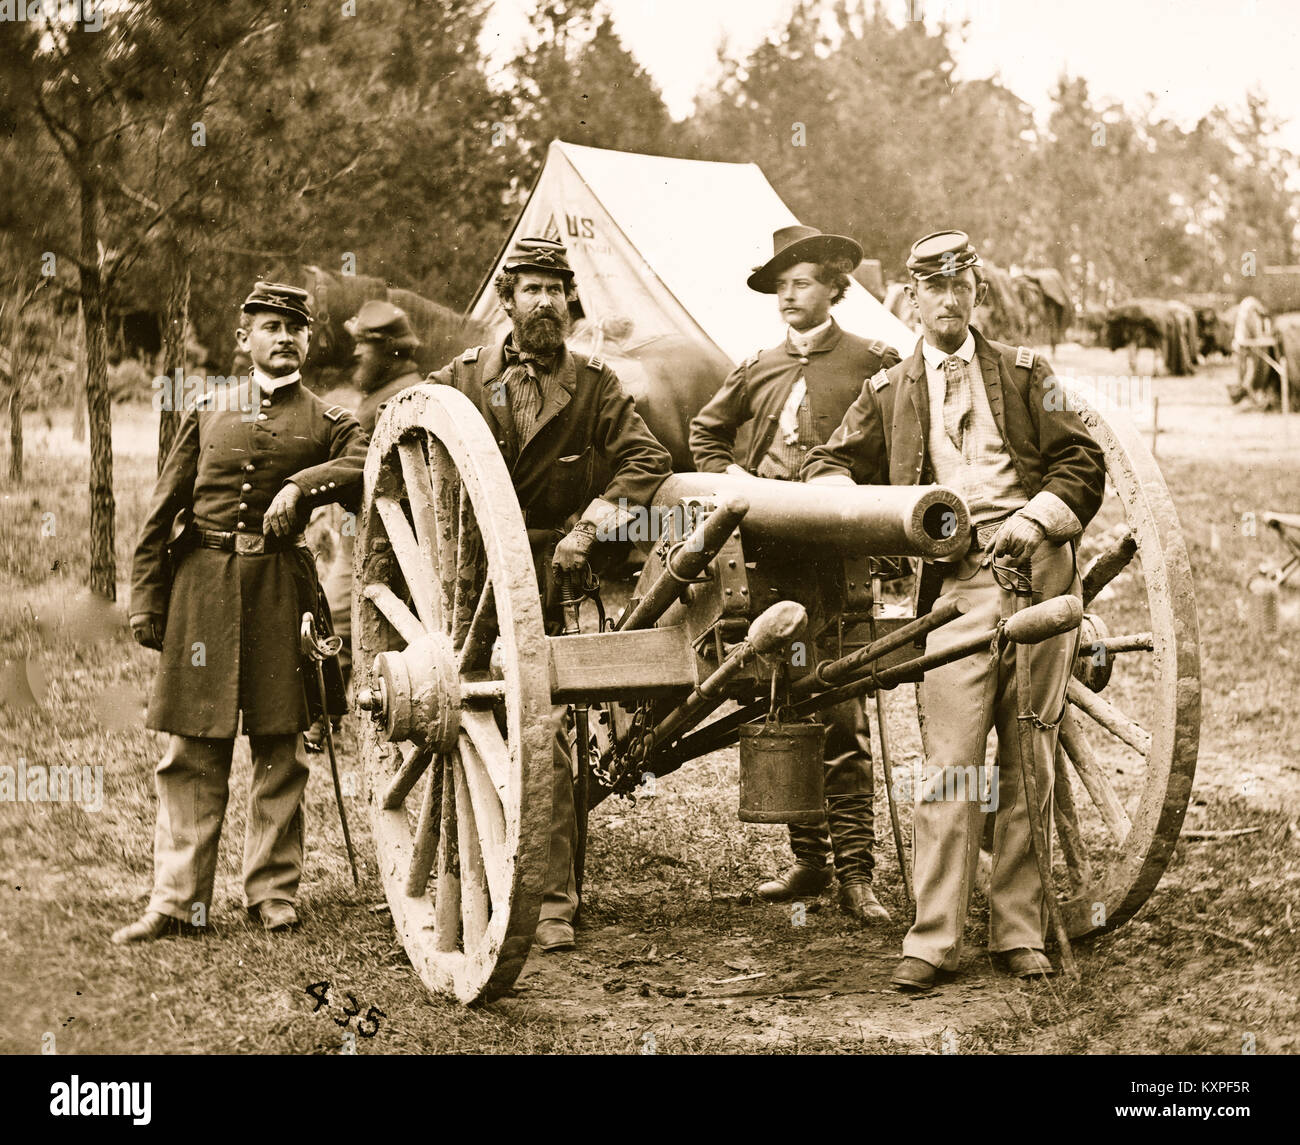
[724,464,750,479]
[986,513,1045,566]
[552,521,597,576]
[264,482,303,537]
[130,612,165,651]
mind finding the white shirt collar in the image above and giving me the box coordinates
[921,330,976,369]
[252,367,301,394]
[788,317,834,352]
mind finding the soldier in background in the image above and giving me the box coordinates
[689,225,900,925]
[310,301,424,741]
[117,283,365,943]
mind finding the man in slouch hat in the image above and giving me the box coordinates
[116,282,367,943]
[803,232,1106,988]
[690,225,902,925]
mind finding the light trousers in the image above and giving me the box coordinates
[146,732,311,922]
[903,541,1079,970]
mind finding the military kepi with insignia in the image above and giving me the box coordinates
[115,281,368,945]
[803,231,1106,991]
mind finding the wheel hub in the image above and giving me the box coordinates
[360,632,460,751]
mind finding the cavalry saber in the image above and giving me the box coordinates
[1008,587,1079,980]
[301,612,360,887]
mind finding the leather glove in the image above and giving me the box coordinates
[130,612,165,652]
[264,482,303,537]
[986,513,1045,566]
[552,521,597,576]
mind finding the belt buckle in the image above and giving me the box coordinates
[234,532,263,555]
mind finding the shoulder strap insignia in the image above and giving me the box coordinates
[587,354,603,371]
[869,369,891,393]
[462,346,481,363]
[1015,345,1034,369]
[323,405,346,423]
[867,339,888,358]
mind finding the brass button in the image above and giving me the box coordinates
[328,481,336,488]
[262,399,271,407]
[239,502,248,511]
[257,413,268,421]
[241,483,252,492]
[236,522,247,531]
[244,463,255,472]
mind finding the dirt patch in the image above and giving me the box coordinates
[504,902,1027,1051]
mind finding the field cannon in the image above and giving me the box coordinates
[351,381,1200,1003]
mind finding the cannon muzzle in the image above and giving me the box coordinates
[652,473,969,560]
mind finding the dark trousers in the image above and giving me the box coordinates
[786,696,877,884]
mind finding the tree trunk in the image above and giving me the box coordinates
[72,300,87,443]
[8,380,22,484]
[157,257,190,471]
[80,178,116,601]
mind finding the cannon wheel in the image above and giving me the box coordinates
[1044,382,1201,938]
[353,385,553,1003]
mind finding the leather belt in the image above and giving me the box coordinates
[195,528,306,554]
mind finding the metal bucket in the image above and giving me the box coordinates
[738,719,826,824]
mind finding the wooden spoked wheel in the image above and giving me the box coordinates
[353,384,553,1003]
[1048,382,1201,938]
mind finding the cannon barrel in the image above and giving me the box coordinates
[652,473,969,560]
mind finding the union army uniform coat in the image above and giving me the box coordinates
[689,319,901,474]
[802,327,1107,610]
[425,333,672,534]
[130,378,368,737]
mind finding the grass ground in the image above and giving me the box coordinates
[0,347,1297,1054]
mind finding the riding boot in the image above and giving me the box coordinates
[757,818,833,901]
[788,816,833,872]
[826,793,876,886]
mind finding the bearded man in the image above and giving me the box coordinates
[311,301,425,725]
[424,236,672,952]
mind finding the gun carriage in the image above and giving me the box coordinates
[351,381,1200,1004]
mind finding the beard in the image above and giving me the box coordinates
[352,352,390,393]
[514,305,568,355]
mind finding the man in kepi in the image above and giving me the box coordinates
[803,231,1106,989]
[313,299,424,727]
[689,225,901,925]
[425,236,672,952]
[116,282,367,943]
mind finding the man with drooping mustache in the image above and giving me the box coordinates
[804,232,1106,991]
[422,237,672,953]
[118,282,366,943]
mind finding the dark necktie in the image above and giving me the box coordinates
[941,354,973,451]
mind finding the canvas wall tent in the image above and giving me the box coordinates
[469,141,917,365]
